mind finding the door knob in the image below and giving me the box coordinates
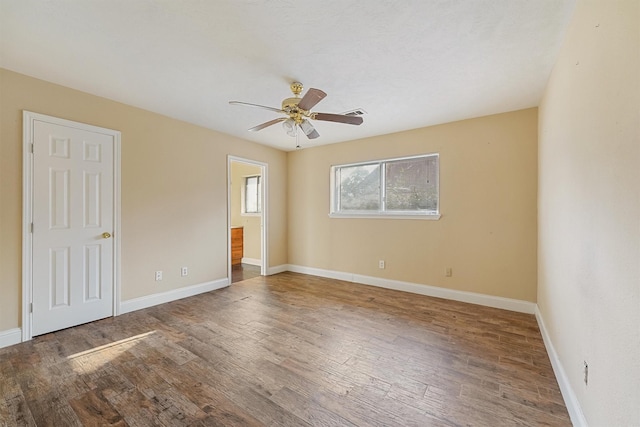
[102,232,112,239]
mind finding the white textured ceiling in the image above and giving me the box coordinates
[0,0,575,151]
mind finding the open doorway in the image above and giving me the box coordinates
[227,156,267,283]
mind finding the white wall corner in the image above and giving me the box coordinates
[0,328,22,349]
[535,306,588,427]
[266,264,289,275]
[120,278,229,314]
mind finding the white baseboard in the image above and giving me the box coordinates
[535,307,587,427]
[241,257,261,266]
[285,264,536,314]
[120,278,229,314]
[267,264,288,275]
[0,328,22,349]
[288,264,352,282]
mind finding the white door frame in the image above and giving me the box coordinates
[22,111,122,341]
[227,156,268,281]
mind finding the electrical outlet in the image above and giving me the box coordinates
[155,271,162,281]
[181,266,188,277]
[379,260,385,269]
[584,361,589,385]
[446,267,453,277]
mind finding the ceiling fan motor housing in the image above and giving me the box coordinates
[282,97,301,111]
[282,97,306,123]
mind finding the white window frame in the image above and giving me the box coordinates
[330,153,440,220]
[241,174,261,216]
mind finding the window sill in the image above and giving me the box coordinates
[241,212,261,217]
[329,213,441,220]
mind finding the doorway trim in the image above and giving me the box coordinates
[22,111,122,341]
[227,156,268,282]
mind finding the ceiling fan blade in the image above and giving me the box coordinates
[300,119,320,139]
[229,101,284,114]
[313,113,364,125]
[297,88,327,111]
[248,117,286,132]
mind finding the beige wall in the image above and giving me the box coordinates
[538,1,640,425]
[288,108,538,302]
[3,4,638,423]
[230,161,262,261]
[0,68,287,332]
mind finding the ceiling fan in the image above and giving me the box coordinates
[229,82,363,142]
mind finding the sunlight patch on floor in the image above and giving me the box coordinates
[67,330,156,373]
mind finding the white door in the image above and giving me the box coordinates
[31,120,115,336]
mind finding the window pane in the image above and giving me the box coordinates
[245,176,260,213]
[338,164,380,211]
[256,176,261,212]
[385,156,438,211]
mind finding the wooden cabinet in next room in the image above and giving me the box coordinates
[231,226,243,265]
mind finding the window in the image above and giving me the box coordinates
[243,175,261,214]
[330,154,439,218]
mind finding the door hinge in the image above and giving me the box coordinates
[30,143,34,153]
[30,223,34,233]
[30,303,33,313]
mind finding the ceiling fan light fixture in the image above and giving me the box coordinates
[283,118,297,137]
[300,119,313,136]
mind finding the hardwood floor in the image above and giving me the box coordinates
[231,263,261,284]
[0,272,571,426]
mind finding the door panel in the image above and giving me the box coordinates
[32,120,114,336]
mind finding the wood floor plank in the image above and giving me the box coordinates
[0,394,37,427]
[270,386,359,427]
[68,389,126,427]
[20,395,83,427]
[102,387,164,427]
[0,272,571,426]
[163,367,264,427]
